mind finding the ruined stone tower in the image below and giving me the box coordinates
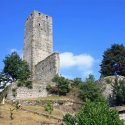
[24,10,59,81]
[7,10,60,99]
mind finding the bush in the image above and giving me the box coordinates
[44,101,53,114]
[79,74,104,102]
[73,78,83,86]
[79,82,104,102]
[52,75,70,96]
[25,80,32,89]
[63,100,124,125]
[46,84,58,94]
[17,80,32,89]
[62,113,76,125]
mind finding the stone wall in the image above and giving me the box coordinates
[35,53,60,81]
[97,75,125,103]
[7,81,48,100]
[7,56,60,99]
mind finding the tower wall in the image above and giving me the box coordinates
[23,14,33,72]
[24,10,53,78]
[32,11,53,66]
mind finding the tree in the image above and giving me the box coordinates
[85,74,95,83]
[73,77,83,86]
[63,100,124,125]
[3,52,30,82]
[52,75,70,96]
[79,74,103,102]
[0,72,8,89]
[3,52,21,81]
[112,76,125,106]
[0,52,31,90]
[100,44,125,77]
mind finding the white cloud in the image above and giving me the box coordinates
[60,52,96,79]
[60,52,95,68]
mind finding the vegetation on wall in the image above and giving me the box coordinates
[111,76,125,106]
[12,88,17,97]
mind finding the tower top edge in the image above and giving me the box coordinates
[25,10,52,22]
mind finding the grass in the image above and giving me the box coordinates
[0,96,77,124]
[18,96,72,101]
[23,105,64,118]
[0,104,58,125]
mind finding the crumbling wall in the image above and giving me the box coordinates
[35,53,60,82]
[7,81,48,100]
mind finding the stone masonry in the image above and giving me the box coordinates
[35,52,59,81]
[7,10,60,99]
[24,10,59,81]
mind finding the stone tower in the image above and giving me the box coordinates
[24,10,53,78]
[24,10,59,81]
[7,10,59,99]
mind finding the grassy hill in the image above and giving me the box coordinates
[0,103,63,125]
[0,96,80,125]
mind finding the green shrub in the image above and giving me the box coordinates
[73,78,83,86]
[62,113,76,125]
[25,80,32,89]
[79,82,104,102]
[46,84,58,94]
[79,75,104,102]
[63,100,124,125]
[44,101,53,114]
[52,75,70,96]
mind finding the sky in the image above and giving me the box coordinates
[0,0,125,80]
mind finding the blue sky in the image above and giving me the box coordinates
[0,0,125,80]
